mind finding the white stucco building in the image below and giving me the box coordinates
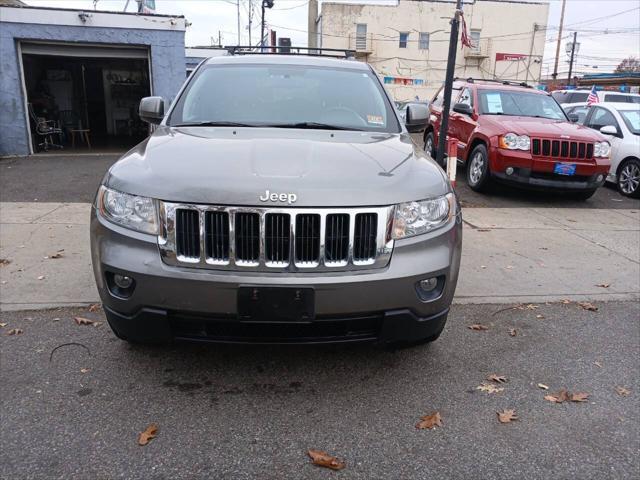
[316,0,550,101]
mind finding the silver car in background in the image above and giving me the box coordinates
[90,52,461,347]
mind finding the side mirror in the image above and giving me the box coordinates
[405,102,429,133]
[600,125,618,136]
[139,96,165,124]
[567,113,579,123]
[452,102,473,116]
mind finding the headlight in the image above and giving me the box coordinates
[392,193,454,239]
[97,186,158,234]
[499,133,530,151]
[594,141,610,158]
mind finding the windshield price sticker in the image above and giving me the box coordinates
[367,115,384,125]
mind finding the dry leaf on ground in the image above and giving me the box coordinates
[74,317,102,327]
[595,283,610,288]
[509,328,517,337]
[561,299,572,304]
[477,383,504,394]
[88,304,101,312]
[0,258,11,266]
[536,314,545,319]
[138,424,158,446]
[537,383,549,390]
[497,409,518,423]
[0,322,7,328]
[307,449,346,470]
[615,386,630,396]
[7,328,23,336]
[487,374,507,384]
[415,412,442,430]
[578,302,598,311]
[37,275,45,280]
[47,252,64,259]
[468,324,489,331]
[594,361,602,368]
[570,392,590,402]
[544,388,570,403]
[80,368,90,374]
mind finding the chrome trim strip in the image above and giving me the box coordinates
[158,203,395,273]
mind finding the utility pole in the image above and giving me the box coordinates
[218,30,222,47]
[552,0,566,80]
[567,31,577,86]
[260,1,274,51]
[248,0,253,46]
[435,0,462,167]
[308,0,319,49]
[237,0,241,45]
[524,23,537,83]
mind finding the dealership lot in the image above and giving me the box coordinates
[1,150,639,478]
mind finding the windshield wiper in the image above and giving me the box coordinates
[172,121,257,127]
[268,122,364,131]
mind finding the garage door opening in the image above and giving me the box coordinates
[21,44,151,154]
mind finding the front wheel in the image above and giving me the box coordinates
[618,159,640,198]
[466,144,492,192]
[424,131,436,160]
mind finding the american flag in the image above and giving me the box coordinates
[460,11,474,49]
[587,85,599,106]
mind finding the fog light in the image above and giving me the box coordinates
[419,277,438,293]
[505,167,514,176]
[113,274,133,289]
[597,174,604,183]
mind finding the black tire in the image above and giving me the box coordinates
[617,158,640,198]
[466,144,492,192]
[571,189,597,201]
[424,130,437,160]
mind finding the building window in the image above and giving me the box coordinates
[356,23,367,51]
[419,32,430,50]
[399,32,409,49]
[470,29,481,51]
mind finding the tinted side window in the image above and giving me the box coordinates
[570,92,589,103]
[552,91,570,103]
[586,107,619,131]
[604,93,630,102]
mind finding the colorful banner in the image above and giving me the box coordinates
[383,76,424,86]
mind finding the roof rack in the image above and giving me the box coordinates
[226,46,356,59]
[455,77,532,88]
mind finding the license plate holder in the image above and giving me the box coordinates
[238,287,315,322]
[554,163,577,176]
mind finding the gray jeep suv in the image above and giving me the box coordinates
[90,51,462,346]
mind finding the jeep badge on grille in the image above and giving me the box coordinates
[259,190,298,204]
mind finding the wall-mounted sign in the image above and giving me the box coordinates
[383,76,424,86]
[495,53,528,62]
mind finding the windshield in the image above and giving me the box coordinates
[619,109,640,135]
[168,63,400,132]
[478,90,567,120]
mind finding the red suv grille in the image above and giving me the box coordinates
[531,138,593,160]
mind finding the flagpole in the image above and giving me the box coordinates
[435,0,463,167]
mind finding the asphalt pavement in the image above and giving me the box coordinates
[1,301,638,479]
[2,151,639,209]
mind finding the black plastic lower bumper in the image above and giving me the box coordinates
[492,168,605,191]
[104,305,449,346]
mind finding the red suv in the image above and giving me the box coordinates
[424,79,611,200]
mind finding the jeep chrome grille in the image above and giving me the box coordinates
[531,138,594,160]
[158,203,394,272]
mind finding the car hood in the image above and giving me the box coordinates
[480,116,605,141]
[105,126,450,207]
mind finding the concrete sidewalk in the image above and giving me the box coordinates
[0,202,638,311]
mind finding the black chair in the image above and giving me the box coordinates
[28,103,63,151]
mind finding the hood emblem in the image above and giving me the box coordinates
[259,189,297,204]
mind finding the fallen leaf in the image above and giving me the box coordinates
[578,302,598,312]
[537,383,549,390]
[80,368,90,374]
[477,383,504,394]
[37,275,45,280]
[615,386,630,396]
[505,265,514,270]
[497,409,518,423]
[545,388,570,403]
[47,252,64,259]
[74,317,102,327]
[594,361,602,368]
[7,328,23,335]
[138,424,158,446]
[509,328,517,337]
[487,374,507,384]
[595,283,610,288]
[570,392,590,403]
[561,299,572,304]
[307,449,346,470]
[480,265,487,269]
[0,258,11,266]
[415,412,443,430]
[0,322,7,328]
[88,304,101,312]
[468,324,489,331]
[536,314,545,319]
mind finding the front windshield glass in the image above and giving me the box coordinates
[168,63,400,132]
[619,109,640,135]
[478,90,567,120]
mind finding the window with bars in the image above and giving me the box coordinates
[356,23,367,50]
[419,32,430,50]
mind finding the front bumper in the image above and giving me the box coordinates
[90,207,462,345]
[490,149,610,192]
